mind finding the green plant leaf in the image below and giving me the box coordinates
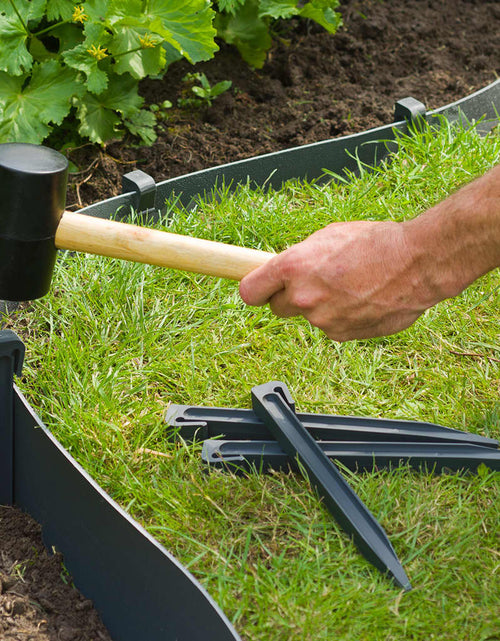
[259,0,299,20]
[102,74,143,117]
[63,43,109,93]
[142,0,218,63]
[298,0,342,34]
[104,0,216,67]
[191,86,209,99]
[52,23,85,51]
[63,22,112,94]
[191,78,231,101]
[0,74,50,142]
[0,15,33,75]
[124,109,157,145]
[215,0,271,68]
[216,0,245,15]
[0,61,80,143]
[75,74,143,143]
[161,41,183,67]
[76,93,122,144]
[83,20,113,47]
[29,36,58,62]
[198,72,211,90]
[0,114,51,145]
[82,0,110,22]
[2,0,46,22]
[46,0,75,20]
[29,60,83,122]
[106,0,143,25]
[109,25,166,79]
[211,79,232,97]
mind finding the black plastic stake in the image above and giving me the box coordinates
[165,404,498,448]
[251,382,412,591]
[122,169,158,219]
[202,439,500,474]
[0,330,25,505]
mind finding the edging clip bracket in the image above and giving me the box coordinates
[122,169,158,218]
[394,96,427,127]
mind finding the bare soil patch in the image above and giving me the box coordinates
[66,0,500,208]
[0,506,111,641]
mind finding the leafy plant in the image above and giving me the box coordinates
[149,99,173,116]
[178,72,232,108]
[0,0,218,145]
[0,0,342,146]
[215,0,342,68]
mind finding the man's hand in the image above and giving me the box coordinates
[239,164,500,342]
[239,220,438,341]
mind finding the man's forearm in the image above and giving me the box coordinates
[404,164,500,306]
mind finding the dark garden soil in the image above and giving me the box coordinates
[2,1,499,639]
[0,506,112,640]
[66,0,500,209]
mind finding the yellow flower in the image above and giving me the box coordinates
[72,5,88,23]
[87,44,108,61]
[138,34,159,49]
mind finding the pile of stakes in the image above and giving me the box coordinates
[166,381,500,590]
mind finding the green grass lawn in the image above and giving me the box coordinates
[10,120,500,640]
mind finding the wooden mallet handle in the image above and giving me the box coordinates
[56,211,274,281]
[0,142,273,301]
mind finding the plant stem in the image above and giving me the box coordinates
[113,46,145,59]
[8,0,29,34]
[33,20,68,38]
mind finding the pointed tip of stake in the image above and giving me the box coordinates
[398,578,413,593]
[390,565,412,592]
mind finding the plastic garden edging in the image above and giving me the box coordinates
[78,79,500,220]
[1,79,499,641]
[0,331,241,641]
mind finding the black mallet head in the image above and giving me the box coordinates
[0,143,68,302]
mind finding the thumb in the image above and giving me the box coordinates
[239,256,285,306]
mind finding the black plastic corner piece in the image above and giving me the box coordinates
[0,330,25,505]
[0,330,25,375]
[122,169,158,217]
[394,97,427,127]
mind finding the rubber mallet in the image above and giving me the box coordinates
[0,143,274,301]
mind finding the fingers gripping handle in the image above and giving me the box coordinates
[56,211,274,281]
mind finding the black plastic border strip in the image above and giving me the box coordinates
[12,385,241,641]
[78,79,500,220]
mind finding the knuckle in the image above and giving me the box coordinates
[287,284,326,312]
[276,250,300,280]
[288,290,316,311]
